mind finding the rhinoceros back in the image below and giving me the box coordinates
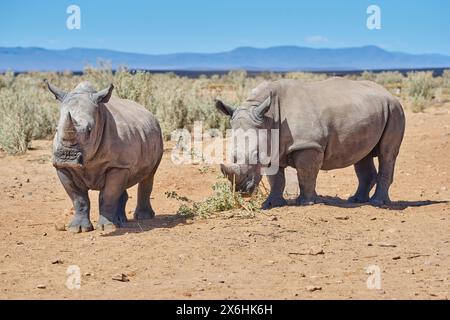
[98,96,163,187]
[271,78,403,170]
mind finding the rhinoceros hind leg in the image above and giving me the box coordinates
[134,174,156,220]
[370,155,396,206]
[370,104,405,206]
[262,167,288,210]
[290,149,323,206]
[348,155,377,203]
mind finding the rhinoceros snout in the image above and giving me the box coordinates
[220,163,259,195]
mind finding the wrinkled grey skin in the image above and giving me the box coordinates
[216,78,405,209]
[46,81,163,232]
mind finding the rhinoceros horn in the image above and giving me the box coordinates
[61,112,77,143]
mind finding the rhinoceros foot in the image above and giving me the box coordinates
[68,215,94,233]
[369,197,391,207]
[348,194,370,204]
[261,197,288,210]
[96,215,122,231]
[133,207,155,220]
[296,195,316,206]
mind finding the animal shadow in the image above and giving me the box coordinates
[100,213,188,237]
[313,195,448,210]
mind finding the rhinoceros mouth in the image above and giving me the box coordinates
[53,147,83,168]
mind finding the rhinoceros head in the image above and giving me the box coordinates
[215,92,272,195]
[46,80,114,168]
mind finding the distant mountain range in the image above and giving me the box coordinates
[1,45,450,72]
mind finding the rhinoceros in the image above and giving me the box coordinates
[46,81,163,232]
[216,78,405,209]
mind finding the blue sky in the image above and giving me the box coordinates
[1,0,449,55]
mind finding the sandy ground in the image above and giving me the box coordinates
[0,109,449,300]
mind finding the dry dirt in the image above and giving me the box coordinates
[0,109,449,300]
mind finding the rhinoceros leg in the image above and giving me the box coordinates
[348,155,377,203]
[261,167,288,210]
[57,169,94,233]
[370,106,405,206]
[291,149,323,205]
[134,174,156,220]
[98,168,129,230]
[117,190,129,224]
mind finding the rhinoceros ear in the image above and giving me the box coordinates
[45,80,67,102]
[92,84,114,104]
[215,99,235,117]
[253,91,272,118]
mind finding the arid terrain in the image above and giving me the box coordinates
[0,108,449,300]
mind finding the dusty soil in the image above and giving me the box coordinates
[0,109,449,300]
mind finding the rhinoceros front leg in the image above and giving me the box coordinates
[56,169,94,233]
[261,167,288,210]
[98,168,129,230]
[290,149,323,205]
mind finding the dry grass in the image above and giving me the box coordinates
[0,68,449,154]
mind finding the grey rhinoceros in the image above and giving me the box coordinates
[46,81,163,232]
[216,78,405,209]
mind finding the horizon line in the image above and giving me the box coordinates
[2,44,449,58]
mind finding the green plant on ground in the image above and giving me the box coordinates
[167,179,264,218]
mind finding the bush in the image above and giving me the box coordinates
[406,71,436,100]
[375,71,404,86]
[0,89,35,154]
[405,72,437,112]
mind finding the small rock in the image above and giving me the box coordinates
[51,259,63,264]
[54,223,66,231]
[112,273,129,282]
[26,178,30,183]
[306,285,322,292]
[392,256,401,260]
[406,269,415,274]
[270,216,278,221]
[16,241,24,245]
[309,247,324,255]
[378,242,397,248]
[84,272,93,277]
[335,216,350,220]
[36,284,46,289]
[43,232,47,236]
